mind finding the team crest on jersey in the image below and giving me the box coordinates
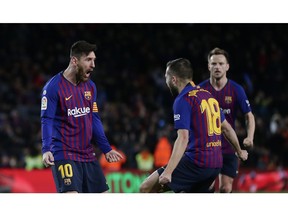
[64,178,72,186]
[41,96,47,110]
[225,96,232,104]
[93,102,98,113]
[84,91,92,100]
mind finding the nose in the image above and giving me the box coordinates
[91,61,95,68]
[214,64,220,69]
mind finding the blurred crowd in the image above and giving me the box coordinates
[0,24,288,171]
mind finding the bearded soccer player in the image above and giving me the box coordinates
[41,40,123,193]
[199,48,255,193]
[139,58,247,193]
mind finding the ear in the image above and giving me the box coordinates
[226,63,230,71]
[71,56,78,65]
[172,75,177,85]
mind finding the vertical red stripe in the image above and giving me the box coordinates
[199,95,206,167]
[78,84,86,161]
[65,79,75,161]
[58,78,68,160]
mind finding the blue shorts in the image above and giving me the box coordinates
[221,154,239,178]
[157,155,220,193]
[52,160,109,193]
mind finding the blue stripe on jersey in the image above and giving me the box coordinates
[173,83,222,168]
[41,72,111,162]
[199,79,252,154]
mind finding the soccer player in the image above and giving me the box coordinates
[41,40,123,193]
[139,58,248,193]
[199,47,255,193]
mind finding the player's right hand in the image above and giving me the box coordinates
[159,171,172,185]
[236,150,248,162]
[42,151,55,167]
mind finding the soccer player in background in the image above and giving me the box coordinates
[199,47,255,193]
[41,40,123,193]
[139,58,248,193]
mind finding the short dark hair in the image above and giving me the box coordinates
[166,58,193,80]
[208,47,229,63]
[70,40,97,58]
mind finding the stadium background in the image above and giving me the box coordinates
[1,23,288,192]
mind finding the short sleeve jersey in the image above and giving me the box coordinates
[173,82,224,168]
[199,79,252,154]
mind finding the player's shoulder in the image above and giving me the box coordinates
[228,79,246,91]
[87,79,96,86]
[43,72,62,91]
[227,80,249,101]
[174,90,186,105]
[198,79,209,87]
[173,95,186,111]
[175,85,193,104]
[228,79,243,88]
[86,79,97,91]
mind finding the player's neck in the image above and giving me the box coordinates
[63,67,79,86]
[178,80,191,93]
[210,77,227,90]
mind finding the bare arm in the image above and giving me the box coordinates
[243,112,255,148]
[221,119,248,161]
[159,129,189,185]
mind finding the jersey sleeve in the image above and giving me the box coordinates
[220,108,226,123]
[173,96,191,130]
[40,80,59,154]
[235,85,252,114]
[91,82,112,154]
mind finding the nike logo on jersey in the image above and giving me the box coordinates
[65,95,73,101]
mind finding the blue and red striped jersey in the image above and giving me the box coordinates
[173,81,224,168]
[41,71,112,162]
[199,79,252,154]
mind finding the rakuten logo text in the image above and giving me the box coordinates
[68,107,90,117]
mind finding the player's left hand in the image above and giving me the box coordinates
[243,137,253,149]
[105,150,123,163]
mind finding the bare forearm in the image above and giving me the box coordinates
[222,120,248,161]
[223,129,241,153]
[165,133,188,173]
[245,113,255,140]
[222,121,242,154]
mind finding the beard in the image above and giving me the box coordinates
[213,71,225,81]
[168,82,179,97]
[76,64,89,83]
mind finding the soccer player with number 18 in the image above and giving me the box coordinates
[139,58,248,193]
